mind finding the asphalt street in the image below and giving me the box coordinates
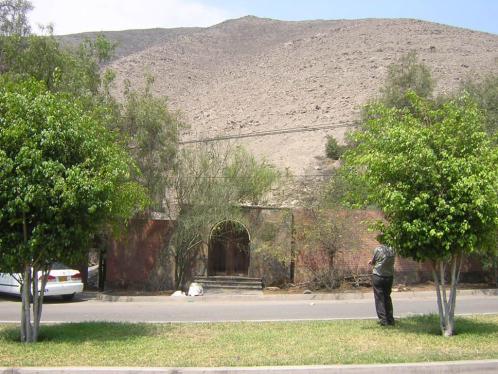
[1,293,497,323]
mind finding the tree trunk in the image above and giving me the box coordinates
[32,269,48,342]
[32,266,39,342]
[20,213,48,343]
[175,253,183,291]
[20,266,32,343]
[431,254,463,337]
[493,256,498,287]
[20,214,33,343]
[432,264,445,332]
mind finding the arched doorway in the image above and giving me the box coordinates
[208,220,250,276]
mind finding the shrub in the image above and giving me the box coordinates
[325,136,344,160]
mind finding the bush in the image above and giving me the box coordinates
[325,136,344,160]
[381,51,434,109]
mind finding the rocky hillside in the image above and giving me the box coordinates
[59,27,201,60]
[65,16,498,204]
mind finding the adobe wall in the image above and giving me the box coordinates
[106,209,487,291]
[106,219,176,290]
[293,208,486,286]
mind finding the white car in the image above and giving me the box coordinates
[0,263,84,300]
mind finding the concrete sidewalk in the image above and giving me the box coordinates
[83,288,498,303]
[2,360,498,373]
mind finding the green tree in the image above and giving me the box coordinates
[381,51,434,109]
[0,80,146,343]
[341,92,498,336]
[461,74,498,142]
[460,74,498,284]
[168,144,279,289]
[0,0,32,36]
[0,32,115,100]
[120,77,181,211]
[1,31,180,211]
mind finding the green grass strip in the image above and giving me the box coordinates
[1,315,498,367]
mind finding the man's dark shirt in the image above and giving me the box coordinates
[372,245,395,277]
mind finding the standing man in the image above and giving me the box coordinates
[368,236,396,326]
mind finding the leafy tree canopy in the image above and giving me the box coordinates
[0,79,147,342]
[342,92,498,262]
[0,79,146,272]
[341,91,498,336]
[0,32,115,100]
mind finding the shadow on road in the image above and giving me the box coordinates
[0,292,87,304]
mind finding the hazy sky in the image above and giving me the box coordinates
[30,0,498,35]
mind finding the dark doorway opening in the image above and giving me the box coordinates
[208,221,250,276]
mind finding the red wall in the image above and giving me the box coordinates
[105,210,487,291]
[106,219,175,290]
[293,208,485,285]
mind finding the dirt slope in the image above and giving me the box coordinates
[101,16,498,203]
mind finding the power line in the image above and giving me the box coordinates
[180,121,356,144]
[176,174,335,179]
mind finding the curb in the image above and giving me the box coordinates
[2,360,498,373]
[82,288,498,303]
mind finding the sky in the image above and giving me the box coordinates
[29,0,498,36]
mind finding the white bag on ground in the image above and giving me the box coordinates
[188,282,204,296]
[171,290,186,297]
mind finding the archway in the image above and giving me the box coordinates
[208,220,250,276]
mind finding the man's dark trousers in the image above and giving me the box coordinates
[372,274,394,325]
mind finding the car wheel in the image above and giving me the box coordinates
[61,293,75,301]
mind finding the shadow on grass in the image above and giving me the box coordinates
[1,322,171,343]
[396,314,498,337]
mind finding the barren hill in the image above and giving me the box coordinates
[93,16,498,202]
[59,27,201,60]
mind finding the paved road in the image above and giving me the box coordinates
[1,293,497,323]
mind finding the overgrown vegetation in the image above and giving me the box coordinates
[460,74,498,285]
[0,0,32,36]
[167,144,279,289]
[298,208,362,289]
[297,176,363,290]
[249,209,293,286]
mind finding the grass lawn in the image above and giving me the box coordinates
[1,315,498,367]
